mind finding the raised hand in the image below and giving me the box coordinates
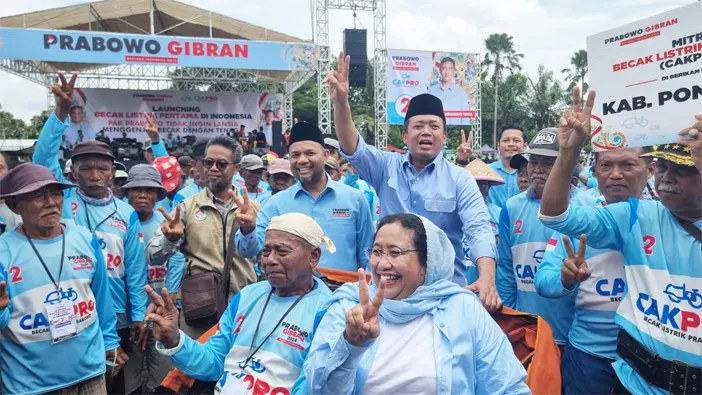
[0,281,8,310]
[233,188,256,235]
[457,129,474,163]
[677,113,702,173]
[561,234,590,289]
[344,269,385,347]
[144,112,160,142]
[49,72,77,122]
[158,205,184,242]
[144,285,180,349]
[559,87,596,151]
[324,51,350,105]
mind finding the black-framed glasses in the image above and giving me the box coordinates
[202,158,234,171]
[364,247,417,261]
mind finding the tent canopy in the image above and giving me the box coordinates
[481,144,495,153]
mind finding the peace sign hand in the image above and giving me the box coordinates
[559,87,597,151]
[233,188,256,235]
[457,129,474,163]
[324,51,350,105]
[0,281,8,310]
[144,112,160,142]
[677,113,702,173]
[49,72,77,122]
[158,205,184,242]
[560,234,591,289]
[344,269,385,347]
[144,285,180,349]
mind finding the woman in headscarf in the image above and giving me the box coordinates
[305,213,530,394]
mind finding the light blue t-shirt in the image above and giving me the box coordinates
[487,160,519,210]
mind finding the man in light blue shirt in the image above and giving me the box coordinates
[326,52,499,310]
[239,154,272,207]
[172,138,208,205]
[427,57,469,125]
[235,122,374,272]
[487,124,528,208]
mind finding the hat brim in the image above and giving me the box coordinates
[0,180,75,199]
[509,154,529,169]
[269,169,294,176]
[71,151,115,161]
[120,181,167,200]
[475,176,506,185]
[242,165,266,171]
[640,151,694,167]
[524,148,559,157]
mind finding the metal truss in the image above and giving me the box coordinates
[315,0,331,135]
[316,0,388,149]
[471,55,483,154]
[284,93,293,131]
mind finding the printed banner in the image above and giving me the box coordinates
[586,2,702,151]
[386,49,479,125]
[71,89,283,140]
[0,28,317,71]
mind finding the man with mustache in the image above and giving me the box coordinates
[146,136,261,339]
[0,164,121,395]
[539,90,702,394]
[32,73,149,394]
[327,52,499,310]
[497,127,595,352]
[235,121,374,272]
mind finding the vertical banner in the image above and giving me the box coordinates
[386,49,479,125]
[71,89,284,140]
[587,2,702,151]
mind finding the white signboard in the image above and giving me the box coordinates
[70,88,283,140]
[586,2,702,151]
[386,49,479,125]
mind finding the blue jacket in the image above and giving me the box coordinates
[304,292,529,394]
[34,113,148,325]
[0,224,119,394]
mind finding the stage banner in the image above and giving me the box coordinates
[386,49,479,125]
[72,89,283,140]
[587,2,702,151]
[0,28,317,71]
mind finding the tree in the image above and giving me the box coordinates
[0,111,30,139]
[482,33,524,149]
[528,65,565,131]
[562,50,588,105]
[480,73,530,146]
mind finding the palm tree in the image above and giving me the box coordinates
[482,33,524,149]
[561,50,588,104]
[529,65,565,130]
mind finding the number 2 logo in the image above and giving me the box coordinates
[8,266,23,283]
[515,219,523,234]
[642,235,656,255]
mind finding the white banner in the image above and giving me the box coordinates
[70,88,284,140]
[587,2,702,151]
[386,49,479,125]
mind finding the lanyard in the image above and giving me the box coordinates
[23,225,66,291]
[83,199,118,233]
[243,290,307,368]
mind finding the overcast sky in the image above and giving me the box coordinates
[0,0,691,121]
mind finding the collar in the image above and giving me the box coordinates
[289,173,337,198]
[205,187,233,207]
[76,187,114,206]
[401,151,445,173]
[439,81,456,91]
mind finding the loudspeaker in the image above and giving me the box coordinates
[343,29,367,88]
[270,120,285,157]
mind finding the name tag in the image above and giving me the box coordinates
[46,299,79,344]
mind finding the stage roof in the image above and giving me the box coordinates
[0,0,309,83]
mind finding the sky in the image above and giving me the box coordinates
[0,0,692,121]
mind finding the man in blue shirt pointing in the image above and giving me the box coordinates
[326,51,499,310]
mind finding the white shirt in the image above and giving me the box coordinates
[262,124,273,146]
[363,314,438,395]
[63,121,97,146]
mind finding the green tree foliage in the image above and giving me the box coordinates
[562,50,589,105]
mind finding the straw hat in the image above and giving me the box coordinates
[464,159,505,185]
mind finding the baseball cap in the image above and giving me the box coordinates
[523,128,560,157]
[153,156,182,192]
[640,143,694,167]
[268,158,293,176]
[0,163,75,199]
[115,170,128,179]
[240,154,266,171]
[71,140,115,161]
[143,140,153,151]
[509,153,530,169]
[324,138,340,151]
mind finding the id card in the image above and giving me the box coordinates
[219,376,250,395]
[45,299,79,344]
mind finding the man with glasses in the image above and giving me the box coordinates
[146,136,261,339]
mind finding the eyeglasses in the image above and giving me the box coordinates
[202,158,234,171]
[364,247,417,261]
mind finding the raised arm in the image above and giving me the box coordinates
[327,52,359,155]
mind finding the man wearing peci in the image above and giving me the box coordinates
[327,52,500,311]
[426,57,470,125]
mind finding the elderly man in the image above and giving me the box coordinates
[240,154,272,206]
[325,157,341,181]
[0,164,121,394]
[235,122,374,272]
[324,137,342,162]
[146,136,261,339]
[539,89,702,394]
[121,164,185,394]
[267,158,296,195]
[148,213,332,394]
[327,52,499,310]
[32,74,149,377]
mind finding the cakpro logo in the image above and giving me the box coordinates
[392,73,420,87]
[19,287,95,334]
[636,282,701,335]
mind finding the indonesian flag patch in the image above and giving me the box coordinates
[546,238,558,252]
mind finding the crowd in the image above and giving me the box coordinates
[0,50,700,395]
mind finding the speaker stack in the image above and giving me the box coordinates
[343,29,367,88]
